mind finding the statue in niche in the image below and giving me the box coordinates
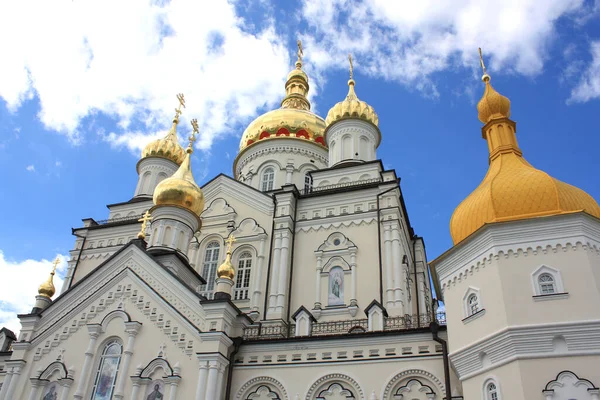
[42,382,59,400]
[145,380,165,399]
[328,267,344,306]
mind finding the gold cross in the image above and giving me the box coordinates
[297,39,303,62]
[348,53,354,80]
[478,47,487,76]
[225,235,236,253]
[51,257,60,274]
[174,93,186,121]
[137,210,152,240]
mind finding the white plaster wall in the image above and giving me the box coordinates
[326,119,380,167]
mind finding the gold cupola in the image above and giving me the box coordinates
[325,54,379,129]
[235,40,327,159]
[38,258,60,298]
[153,119,205,217]
[216,236,236,281]
[449,49,600,244]
[141,94,187,165]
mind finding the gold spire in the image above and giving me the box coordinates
[217,235,236,280]
[325,54,379,128]
[476,49,511,124]
[281,39,311,110]
[153,118,205,217]
[38,258,59,298]
[141,94,187,165]
[137,211,152,239]
[448,49,600,244]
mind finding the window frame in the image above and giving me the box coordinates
[462,287,485,323]
[483,378,501,400]
[200,240,221,299]
[261,167,275,191]
[90,339,123,400]
[234,251,253,301]
[531,265,567,298]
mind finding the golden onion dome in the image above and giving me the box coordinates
[325,79,379,129]
[141,116,186,165]
[236,42,327,156]
[477,74,511,124]
[38,258,59,298]
[153,138,204,217]
[450,57,600,244]
[216,250,235,280]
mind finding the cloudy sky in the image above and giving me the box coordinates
[1,0,599,334]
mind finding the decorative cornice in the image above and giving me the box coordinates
[450,319,600,380]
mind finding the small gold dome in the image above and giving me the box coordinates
[217,251,235,280]
[450,72,600,244]
[153,146,204,217]
[235,50,327,159]
[477,75,511,124]
[141,119,186,165]
[325,79,379,128]
[38,261,58,298]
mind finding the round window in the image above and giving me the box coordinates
[333,238,341,246]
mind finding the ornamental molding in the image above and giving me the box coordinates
[202,175,274,215]
[382,369,445,399]
[236,142,328,176]
[235,376,289,400]
[450,319,600,380]
[297,217,376,233]
[433,214,600,293]
[306,373,364,400]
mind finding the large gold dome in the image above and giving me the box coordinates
[153,146,204,217]
[450,76,600,244]
[236,56,327,156]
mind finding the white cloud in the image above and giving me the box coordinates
[0,0,291,150]
[300,0,586,96]
[26,165,35,172]
[0,252,67,335]
[568,41,600,103]
[55,161,62,167]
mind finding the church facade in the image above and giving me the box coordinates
[0,47,599,400]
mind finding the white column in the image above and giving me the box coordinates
[314,255,323,308]
[195,360,209,400]
[391,223,403,307]
[383,224,394,307]
[4,361,26,400]
[268,233,282,311]
[169,222,179,248]
[188,242,199,268]
[251,238,266,311]
[113,322,141,399]
[285,164,294,184]
[0,370,13,400]
[74,326,102,399]
[166,376,181,400]
[204,362,219,400]
[59,380,73,400]
[214,364,226,400]
[130,377,143,400]
[276,232,290,309]
[350,250,357,306]
[27,380,42,400]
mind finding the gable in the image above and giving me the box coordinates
[202,174,274,216]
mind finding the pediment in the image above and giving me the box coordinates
[202,174,274,216]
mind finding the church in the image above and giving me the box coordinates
[1,44,599,400]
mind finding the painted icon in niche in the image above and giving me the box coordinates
[42,382,59,400]
[328,266,344,306]
[145,380,165,399]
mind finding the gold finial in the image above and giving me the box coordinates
[225,234,236,253]
[187,118,199,153]
[38,257,59,298]
[478,48,490,82]
[137,210,152,240]
[217,235,236,280]
[348,53,354,80]
[296,39,303,68]
[173,93,186,122]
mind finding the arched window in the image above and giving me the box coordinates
[468,294,479,316]
[200,241,221,298]
[261,167,275,191]
[538,273,556,295]
[234,252,252,300]
[486,382,499,400]
[304,173,313,193]
[91,340,122,400]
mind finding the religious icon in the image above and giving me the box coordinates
[42,382,59,400]
[145,379,165,400]
[328,267,344,306]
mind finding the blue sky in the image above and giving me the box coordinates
[0,0,599,332]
